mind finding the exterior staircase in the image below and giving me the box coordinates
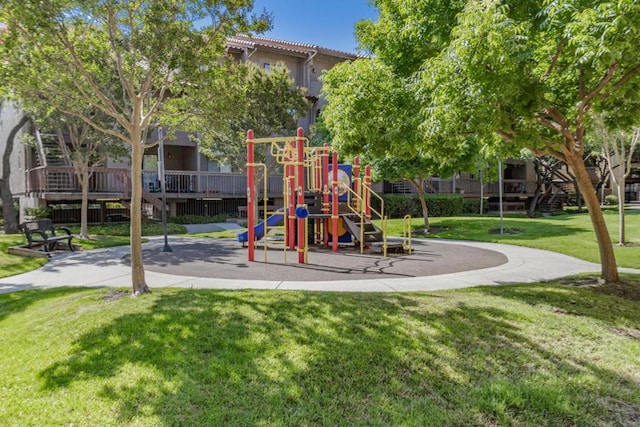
[119,172,165,222]
[539,192,567,212]
[35,130,71,166]
[538,167,573,213]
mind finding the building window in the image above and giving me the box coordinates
[263,62,271,71]
[207,159,220,172]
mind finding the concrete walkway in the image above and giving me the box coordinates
[2,236,638,294]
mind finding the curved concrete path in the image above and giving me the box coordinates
[2,236,637,295]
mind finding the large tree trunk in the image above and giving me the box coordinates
[617,177,626,245]
[66,128,92,239]
[565,152,619,282]
[528,158,542,218]
[130,125,150,295]
[1,115,29,234]
[80,166,90,239]
[409,179,429,231]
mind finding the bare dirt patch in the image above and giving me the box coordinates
[489,228,522,235]
[558,277,640,301]
[103,289,129,302]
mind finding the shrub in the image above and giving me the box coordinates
[373,195,466,218]
[427,196,464,217]
[23,206,50,220]
[374,194,421,218]
[169,214,230,224]
[462,198,488,215]
[604,194,618,206]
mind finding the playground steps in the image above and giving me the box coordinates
[342,215,383,243]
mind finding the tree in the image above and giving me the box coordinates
[597,124,639,245]
[369,156,460,231]
[321,55,478,230]
[2,28,127,240]
[51,114,126,239]
[1,0,271,295]
[0,102,29,234]
[409,0,640,283]
[192,61,309,171]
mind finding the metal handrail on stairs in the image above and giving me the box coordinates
[341,182,389,256]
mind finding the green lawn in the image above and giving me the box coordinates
[1,283,639,425]
[386,209,640,269]
[0,234,48,278]
[1,212,639,424]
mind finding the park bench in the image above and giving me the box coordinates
[19,219,74,253]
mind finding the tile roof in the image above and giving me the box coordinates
[227,34,366,59]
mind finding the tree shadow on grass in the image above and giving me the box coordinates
[38,289,640,426]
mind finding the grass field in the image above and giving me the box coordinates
[0,234,48,278]
[1,282,639,426]
[1,210,639,424]
[384,208,640,269]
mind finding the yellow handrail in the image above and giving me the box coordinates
[402,215,412,255]
[363,183,384,221]
[338,182,389,255]
[382,216,388,257]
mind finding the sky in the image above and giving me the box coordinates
[251,0,379,54]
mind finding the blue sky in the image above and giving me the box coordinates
[252,0,379,53]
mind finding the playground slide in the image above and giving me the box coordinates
[237,208,285,243]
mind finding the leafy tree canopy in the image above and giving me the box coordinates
[355,0,466,76]
[418,0,640,156]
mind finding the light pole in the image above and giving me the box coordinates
[158,127,172,252]
[498,158,504,235]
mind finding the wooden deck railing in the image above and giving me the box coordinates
[26,166,130,194]
[26,166,534,199]
[383,178,535,196]
[26,166,284,198]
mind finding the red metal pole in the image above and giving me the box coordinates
[287,142,296,250]
[364,165,372,219]
[353,156,360,210]
[332,151,339,252]
[296,127,305,263]
[247,129,255,261]
[322,143,330,247]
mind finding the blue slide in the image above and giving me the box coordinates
[237,208,285,243]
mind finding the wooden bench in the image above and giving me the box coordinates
[19,219,74,253]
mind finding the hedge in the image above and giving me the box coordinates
[370,194,485,218]
[168,214,230,224]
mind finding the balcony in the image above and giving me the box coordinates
[384,178,534,198]
[26,166,284,199]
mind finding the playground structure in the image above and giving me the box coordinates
[240,128,411,264]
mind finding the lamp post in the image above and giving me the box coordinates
[158,127,172,252]
[498,158,504,235]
